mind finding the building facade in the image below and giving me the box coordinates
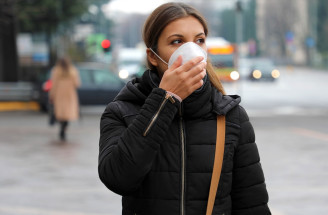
[256,0,317,65]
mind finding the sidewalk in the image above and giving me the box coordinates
[0,82,39,111]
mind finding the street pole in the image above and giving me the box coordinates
[236,0,243,58]
[235,0,243,96]
[309,0,318,67]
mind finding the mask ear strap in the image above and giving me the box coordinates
[149,48,168,65]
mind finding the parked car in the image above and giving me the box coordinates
[115,48,146,80]
[37,62,125,112]
[238,58,280,81]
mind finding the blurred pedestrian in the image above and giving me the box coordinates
[98,2,270,215]
[49,57,80,141]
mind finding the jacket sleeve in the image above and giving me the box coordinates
[231,106,271,215]
[98,88,180,196]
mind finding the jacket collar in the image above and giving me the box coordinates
[115,69,240,117]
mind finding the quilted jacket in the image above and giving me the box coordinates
[99,70,271,215]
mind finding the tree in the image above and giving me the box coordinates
[219,0,257,43]
[0,0,18,81]
[0,0,111,81]
[219,9,236,42]
[16,0,88,32]
[15,0,90,67]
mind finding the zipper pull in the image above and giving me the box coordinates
[165,92,175,104]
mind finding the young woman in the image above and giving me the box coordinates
[49,57,80,141]
[99,2,271,215]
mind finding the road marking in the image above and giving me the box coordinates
[0,205,112,215]
[0,101,39,111]
[247,107,328,117]
[269,186,328,194]
[292,127,328,142]
[0,187,106,194]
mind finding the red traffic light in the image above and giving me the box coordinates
[101,39,111,49]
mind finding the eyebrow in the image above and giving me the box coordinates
[168,32,205,39]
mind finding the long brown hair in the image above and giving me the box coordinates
[56,57,72,77]
[142,2,225,94]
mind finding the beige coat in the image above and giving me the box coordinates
[49,66,81,121]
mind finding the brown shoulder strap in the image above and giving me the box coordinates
[206,115,226,215]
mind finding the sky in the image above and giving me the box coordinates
[102,0,234,18]
[102,0,170,16]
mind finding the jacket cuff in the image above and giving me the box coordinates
[166,90,182,102]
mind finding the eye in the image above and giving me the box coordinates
[196,38,205,44]
[170,39,182,45]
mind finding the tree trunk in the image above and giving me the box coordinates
[0,0,19,82]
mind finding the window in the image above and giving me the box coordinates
[93,70,123,88]
[79,69,94,85]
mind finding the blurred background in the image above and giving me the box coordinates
[0,0,327,215]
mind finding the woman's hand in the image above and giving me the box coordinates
[159,56,206,100]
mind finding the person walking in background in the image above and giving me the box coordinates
[49,57,80,141]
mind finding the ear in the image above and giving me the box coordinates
[146,48,158,67]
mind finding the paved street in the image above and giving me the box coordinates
[0,111,122,215]
[224,66,328,112]
[0,67,327,215]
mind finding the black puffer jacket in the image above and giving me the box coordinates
[99,70,271,215]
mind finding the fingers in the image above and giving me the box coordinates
[190,61,206,76]
[190,69,206,86]
[169,55,183,70]
[170,56,205,76]
[160,56,206,100]
[174,56,206,78]
[173,57,206,90]
[180,56,204,72]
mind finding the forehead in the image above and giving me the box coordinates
[161,16,205,38]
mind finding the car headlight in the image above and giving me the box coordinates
[271,69,280,79]
[119,69,129,79]
[230,71,240,81]
[252,70,262,79]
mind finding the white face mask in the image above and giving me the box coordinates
[149,42,207,68]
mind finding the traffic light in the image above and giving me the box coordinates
[101,39,111,52]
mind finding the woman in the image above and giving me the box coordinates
[49,57,80,141]
[99,2,271,215]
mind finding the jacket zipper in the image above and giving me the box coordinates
[179,104,186,215]
[143,93,175,137]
